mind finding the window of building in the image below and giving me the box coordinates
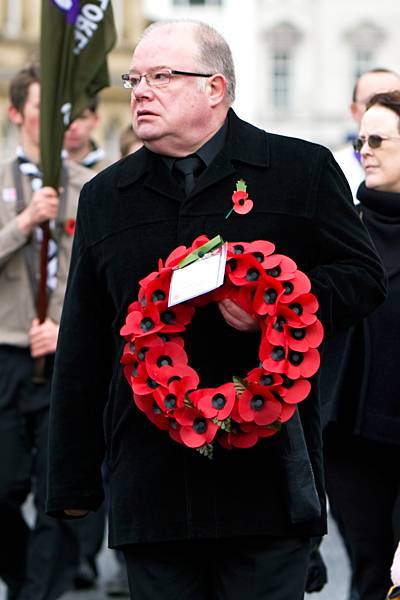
[353,49,373,81]
[272,50,291,111]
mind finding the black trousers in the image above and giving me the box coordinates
[324,428,400,600]
[122,536,311,600]
[0,346,79,600]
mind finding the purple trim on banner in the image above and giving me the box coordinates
[51,0,80,24]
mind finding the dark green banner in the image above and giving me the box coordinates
[40,0,117,187]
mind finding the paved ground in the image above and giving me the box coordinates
[1,510,351,599]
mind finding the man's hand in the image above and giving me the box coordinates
[29,317,59,357]
[16,186,59,235]
[218,299,259,332]
[64,509,90,517]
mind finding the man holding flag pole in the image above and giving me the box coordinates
[0,2,116,598]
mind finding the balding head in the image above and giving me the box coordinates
[351,69,400,125]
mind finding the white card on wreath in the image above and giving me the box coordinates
[168,243,227,307]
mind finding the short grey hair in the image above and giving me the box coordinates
[138,20,236,105]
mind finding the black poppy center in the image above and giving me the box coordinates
[147,377,159,389]
[273,316,286,332]
[283,282,294,295]
[193,418,207,434]
[250,395,264,411]
[252,251,264,263]
[288,351,304,366]
[289,302,303,316]
[282,375,295,389]
[233,244,244,254]
[168,375,181,385]
[290,328,306,340]
[271,346,285,361]
[152,402,162,414]
[260,374,274,386]
[266,266,281,278]
[246,268,260,282]
[138,347,149,361]
[161,310,176,324]
[131,362,139,377]
[164,394,177,409]
[228,258,237,271]
[264,288,277,304]
[157,355,173,367]
[212,393,226,409]
[152,289,166,302]
[129,342,136,353]
[140,317,154,332]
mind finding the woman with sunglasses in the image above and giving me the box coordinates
[322,90,400,600]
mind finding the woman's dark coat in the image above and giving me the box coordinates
[47,110,386,547]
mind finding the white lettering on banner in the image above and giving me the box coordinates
[61,102,72,126]
[73,0,110,55]
[54,0,73,8]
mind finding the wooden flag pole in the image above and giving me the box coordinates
[32,221,50,384]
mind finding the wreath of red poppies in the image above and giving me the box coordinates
[120,235,323,458]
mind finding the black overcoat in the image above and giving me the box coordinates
[47,110,386,547]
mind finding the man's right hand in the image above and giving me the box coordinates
[64,509,89,517]
[16,186,59,234]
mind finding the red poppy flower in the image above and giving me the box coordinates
[227,253,264,288]
[219,423,259,449]
[279,270,311,304]
[64,218,76,236]
[287,293,319,326]
[287,320,324,352]
[145,341,188,381]
[279,377,311,404]
[232,190,253,215]
[253,275,284,316]
[279,403,296,423]
[174,407,219,448]
[263,254,297,280]
[154,373,200,413]
[139,269,172,309]
[134,393,170,430]
[192,382,236,421]
[238,384,282,425]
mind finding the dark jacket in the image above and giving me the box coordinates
[47,110,386,547]
[321,183,400,445]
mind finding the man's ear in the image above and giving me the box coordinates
[207,74,228,107]
[350,101,361,125]
[8,105,24,126]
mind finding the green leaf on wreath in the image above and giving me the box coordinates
[196,443,214,459]
[236,179,247,192]
[183,393,194,408]
[266,420,282,431]
[232,376,248,398]
[212,416,232,432]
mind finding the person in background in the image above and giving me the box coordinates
[47,20,386,600]
[64,96,109,171]
[0,64,92,600]
[334,68,400,200]
[322,90,400,600]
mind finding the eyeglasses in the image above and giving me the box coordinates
[121,69,213,90]
[353,134,400,152]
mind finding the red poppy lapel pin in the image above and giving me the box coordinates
[64,218,76,236]
[225,179,254,219]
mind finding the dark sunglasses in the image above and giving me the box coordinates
[353,134,400,152]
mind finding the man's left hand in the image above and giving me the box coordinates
[29,317,59,357]
[218,299,259,332]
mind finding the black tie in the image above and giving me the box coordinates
[173,154,204,196]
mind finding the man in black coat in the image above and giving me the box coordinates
[47,20,386,599]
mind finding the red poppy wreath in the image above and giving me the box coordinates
[120,235,324,458]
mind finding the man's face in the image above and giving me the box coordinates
[351,72,400,125]
[128,25,214,156]
[64,108,99,153]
